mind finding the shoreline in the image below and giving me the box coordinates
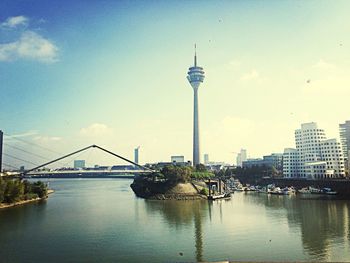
[0,189,54,210]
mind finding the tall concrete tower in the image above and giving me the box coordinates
[0,130,3,173]
[134,146,140,165]
[187,45,205,166]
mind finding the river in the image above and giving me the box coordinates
[0,178,349,262]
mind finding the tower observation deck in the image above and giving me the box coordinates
[187,45,205,166]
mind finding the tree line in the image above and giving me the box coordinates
[0,178,48,204]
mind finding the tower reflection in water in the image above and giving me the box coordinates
[144,200,207,262]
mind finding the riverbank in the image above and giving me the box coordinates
[0,189,54,209]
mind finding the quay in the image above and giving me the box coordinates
[261,178,350,196]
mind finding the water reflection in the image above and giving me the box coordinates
[145,200,207,261]
[239,193,350,261]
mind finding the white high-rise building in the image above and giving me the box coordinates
[236,149,247,167]
[204,154,209,164]
[187,45,205,166]
[282,148,299,178]
[283,122,345,179]
[339,120,350,170]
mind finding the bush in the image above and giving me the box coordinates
[31,181,47,198]
[199,188,209,196]
[161,165,193,184]
[24,193,39,200]
[191,172,214,180]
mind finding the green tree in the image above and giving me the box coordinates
[195,164,207,172]
[4,179,24,203]
[31,181,47,198]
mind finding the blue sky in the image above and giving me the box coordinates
[1,0,350,168]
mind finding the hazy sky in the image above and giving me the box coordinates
[1,0,350,169]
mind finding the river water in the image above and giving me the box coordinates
[0,178,349,262]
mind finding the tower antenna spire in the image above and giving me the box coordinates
[194,43,197,67]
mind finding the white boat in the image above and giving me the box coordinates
[208,192,231,200]
[270,187,284,195]
[310,187,322,194]
[298,187,311,194]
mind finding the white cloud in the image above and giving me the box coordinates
[240,69,259,81]
[33,136,62,142]
[1,16,28,28]
[312,59,336,70]
[0,31,58,63]
[80,123,113,137]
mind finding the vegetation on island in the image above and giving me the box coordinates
[0,177,48,204]
[131,164,214,199]
[153,164,214,184]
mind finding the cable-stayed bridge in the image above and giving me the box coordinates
[0,131,154,178]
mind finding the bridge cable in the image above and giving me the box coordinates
[2,162,20,170]
[23,145,95,175]
[3,133,63,156]
[3,153,40,167]
[4,143,51,161]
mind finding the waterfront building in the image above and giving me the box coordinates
[262,153,283,170]
[187,45,205,166]
[339,120,350,170]
[283,148,299,178]
[171,155,185,163]
[242,158,263,168]
[242,153,282,170]
[283,122,345,179]
[204,154,209,164]
[74,160,85,169]
[134,146,140,165]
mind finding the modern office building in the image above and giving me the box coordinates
[242,153,282,169]
[339,120,350,169]
[187,45,205,166]
[171,155,185,163]
[283,122,345,179]
[204,154,209,164]
[134,146,140,165]
[74,160,85,169]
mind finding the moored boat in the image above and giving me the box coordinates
[208,192,231,200]
[321,187,338,195]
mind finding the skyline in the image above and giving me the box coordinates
[1,0,350,168]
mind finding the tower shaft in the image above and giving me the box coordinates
[193,89,200,166]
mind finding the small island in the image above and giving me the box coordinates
[131,164,215,200]
[0,177,50,209]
